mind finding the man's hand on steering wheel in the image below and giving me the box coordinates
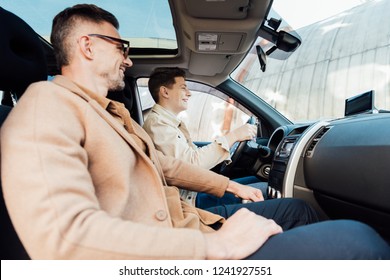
[220,120,257,174]
[224,123,257,147]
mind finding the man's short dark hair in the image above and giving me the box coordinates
[51,4,119,69]
[148,67,186,103]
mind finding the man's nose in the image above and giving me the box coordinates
[123,56,133,67]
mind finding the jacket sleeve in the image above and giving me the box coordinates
[143,113,229,169]
[155,150,228,198]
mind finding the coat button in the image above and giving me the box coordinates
[155,210,168,221]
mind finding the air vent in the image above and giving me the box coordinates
[305,127,330,157]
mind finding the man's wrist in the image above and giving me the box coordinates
[226,180,239,196]
[224,132,237,147]
[204,232,229,260]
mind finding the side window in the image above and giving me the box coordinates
[137,78,155,119]
[137,79,250,142]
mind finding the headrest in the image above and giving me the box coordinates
[0,7,47,96]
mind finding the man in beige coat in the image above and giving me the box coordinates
[1,4,389,260]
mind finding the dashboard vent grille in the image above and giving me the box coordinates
[305,127,330,157]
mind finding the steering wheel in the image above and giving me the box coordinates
[220,140,250,174]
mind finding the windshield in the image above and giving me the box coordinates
[232,0,390,123]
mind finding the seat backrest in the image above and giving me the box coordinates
[0,7,48,260]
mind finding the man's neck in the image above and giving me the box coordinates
[156,103,181,118]
[157,102,181,117]
[61,65,108,97]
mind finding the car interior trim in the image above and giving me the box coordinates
[283,120,330,197]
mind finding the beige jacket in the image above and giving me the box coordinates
[0,76,228,259]
[143,104,230,205]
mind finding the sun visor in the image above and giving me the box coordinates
[185,0,250,19]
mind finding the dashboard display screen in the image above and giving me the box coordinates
[345,90,374,116]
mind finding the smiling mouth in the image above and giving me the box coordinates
[120,64,127,72]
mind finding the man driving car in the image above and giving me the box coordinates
[143,67,268,208]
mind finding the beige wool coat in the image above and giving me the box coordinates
[0,75,229,259]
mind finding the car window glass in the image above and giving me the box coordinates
[137,79,249,142]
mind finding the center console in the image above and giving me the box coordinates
[266,121,328,198]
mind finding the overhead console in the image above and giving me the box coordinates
[195,32,245,52]
[184,0,249,53]
[181,0,271,54]
[171,0,272,78]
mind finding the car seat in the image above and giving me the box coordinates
[0,7,48,259]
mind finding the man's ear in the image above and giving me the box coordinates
[78,36,94,60]
[160,86,170,99]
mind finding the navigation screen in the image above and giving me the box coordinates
[345,90,374,116]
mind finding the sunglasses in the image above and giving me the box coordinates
[88,33,130,58]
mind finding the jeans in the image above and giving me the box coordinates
[247,220,390,259]
[206,198,319,231]
[205,199,390,259]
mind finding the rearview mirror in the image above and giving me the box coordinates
[256,9,302,62]
[258,25,301,54]
[276,30,301,53]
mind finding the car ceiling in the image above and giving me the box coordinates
[127,0,273,86]
[36,0,273,85]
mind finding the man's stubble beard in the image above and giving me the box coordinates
[102,72,125,92]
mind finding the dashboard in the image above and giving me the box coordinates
[266,113,390,239]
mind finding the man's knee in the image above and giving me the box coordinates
[272,198,319,229]
[282,198,318,221]
[311,220,390,259]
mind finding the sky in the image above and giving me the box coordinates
[272,0,368,29]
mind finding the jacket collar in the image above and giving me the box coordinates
[52,75,110,109]
[151,104,182,128]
